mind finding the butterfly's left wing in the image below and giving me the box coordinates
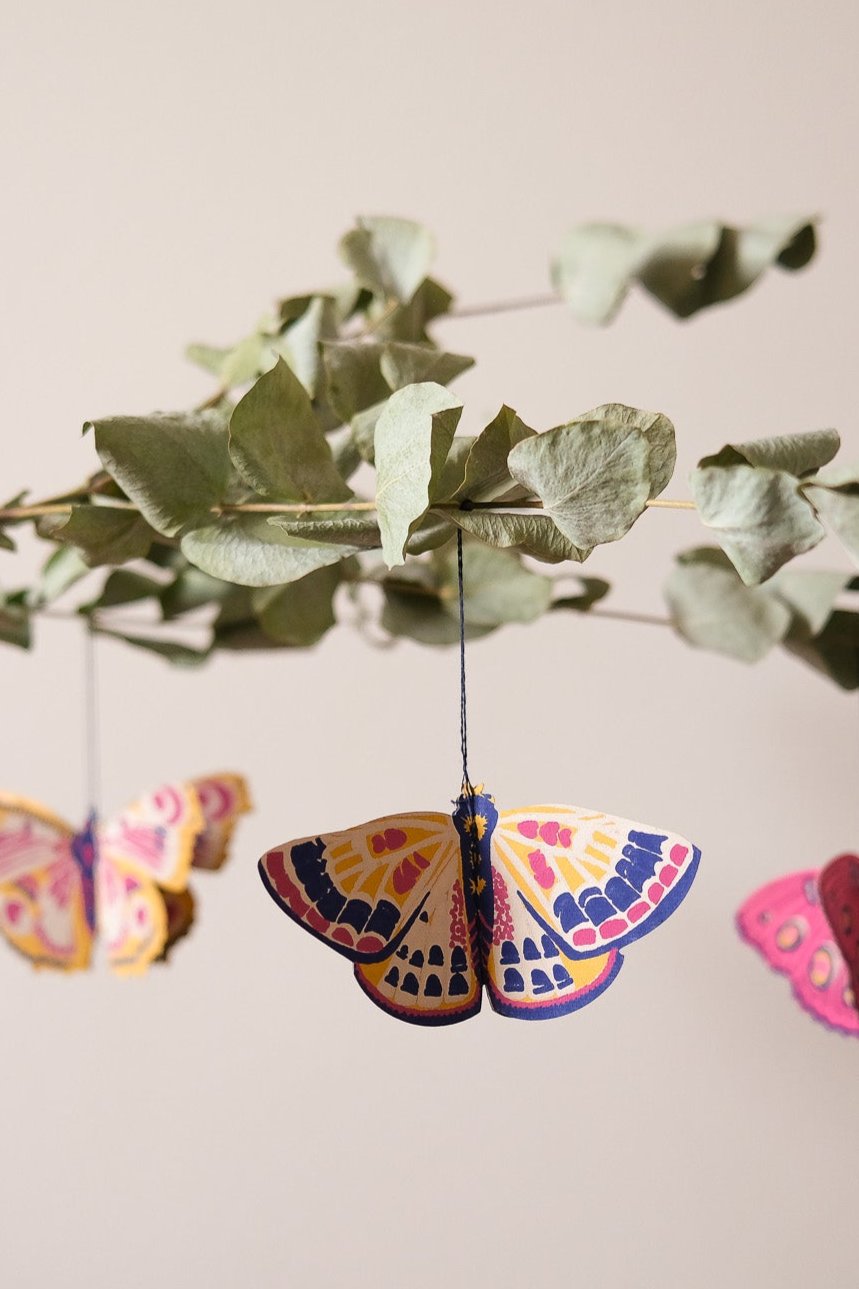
[98,782,204,893]
[0,796,93,971]
[492,805,700,960]
[190,774,252,871]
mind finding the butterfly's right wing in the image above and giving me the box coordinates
[0,795,93,971]
[737,870,859,1036]
[259,811,463,963]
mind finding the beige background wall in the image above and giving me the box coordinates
[2,2,858,1285]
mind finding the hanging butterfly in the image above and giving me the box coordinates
[0,773,251,975]
[259,785,700,1025]
[737,853,859,1036]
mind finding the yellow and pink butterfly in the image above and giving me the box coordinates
[259,784,701,1025]
[0,774,250,975]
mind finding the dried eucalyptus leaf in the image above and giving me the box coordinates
[321,341,389,422]
[782,609,859,690]
[691,461,824,584]
[573,404,676,496]
[272,296,336,398]
[406,514,454,555]
[351,399,387,464]
[229,359,352,503]
[0,529,15,552]
[551,224,649,324]
[29,545,90,606]
[453,406,536,503]
[161,567,234,619]
[440,543,552,627]
[444,509,590,564]
[90,411,231,538]
[803,463,859,564]
[553,216,817,323]
[642,217,817,318]
[374,382,463,566]
[340,216,435,303]
[508,408,674,548]
[552,577,611,611]
[435,437,477,502]
[380,343,474,392]
[768,568,851,636]
[38,506,157,566]
[95,628,211,666]
[665,547,792,662]
[0,599,31,649]
[90,569,163,610]
[369,278,453,342]
[181,515,360,588]
[252,565,341,646]
[269,513,382,550]
[713,429,839,477]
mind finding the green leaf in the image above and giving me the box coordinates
[379,343,474,392]
[665,547,792,662]
[708,429,839,476]
[89,569,163,610]
[181,515,359,587]
[340,216,435,303]
[782,609,859,690]
[551,224,652,324]
[374,382,463,566]
[552,576,612,611]
[380,564,492,646]
[768,568,850,636]
[802,463,859,564]
[160,567,234,619]
[229,358,352,502]
[350,400,387,464]
[0,599,30,649]
[272,296,335,397]
[327,425,363,482]
[552,216,817,323]
[691,459,824,584]
[444,509,590,563]
[95,627,211,666]
[270,513,382,550]
[434,437,476,502]
[406,514,455,554]
[452,406,536,503]
[38,506,156,566]
[443,544,552,627]
[321,341,390,422]
[29,545,90,606]
[641,217,817,319]
[91,411,231,538]
[253,565,341,646]
[370,278,453,342]
[508,406,675,548]
[186,343,231,376]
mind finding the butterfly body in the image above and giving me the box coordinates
[259,786,700,1025]
[0,774,250,975]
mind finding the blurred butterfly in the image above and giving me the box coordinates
[259,785,700,1025]
[737,853,859,1036]
[0,773,251,975]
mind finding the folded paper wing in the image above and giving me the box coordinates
[259,812,461,963]
[737,869,859,1037]
[492,805,700,959]
[100,773,251,977]
[0,796,93,971]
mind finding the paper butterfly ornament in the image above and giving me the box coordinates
[0,773,251,975]
[737,853,859,1036]
[259,786,700,1025]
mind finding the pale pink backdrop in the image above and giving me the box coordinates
[1,2,856,1285]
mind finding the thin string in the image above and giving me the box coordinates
[456,527,474,797]
[83,618,101,814]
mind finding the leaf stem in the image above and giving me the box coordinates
[0,497,698,521]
